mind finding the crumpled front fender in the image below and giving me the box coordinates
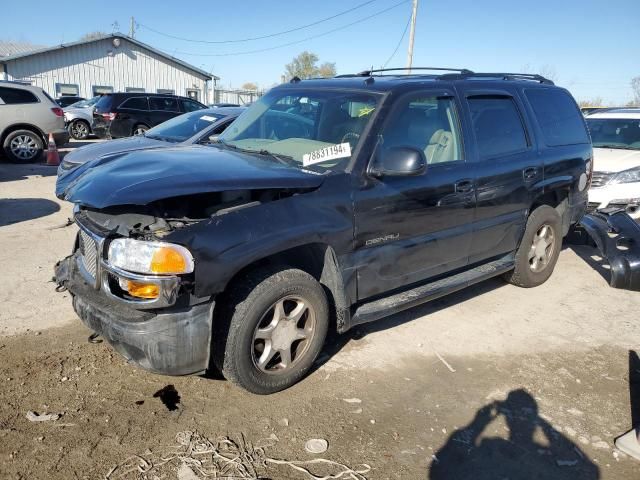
[580,209,640,291]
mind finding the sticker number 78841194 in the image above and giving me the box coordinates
[302,143,352,166]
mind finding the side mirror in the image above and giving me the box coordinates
[370,146,427,177]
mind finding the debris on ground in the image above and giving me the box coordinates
[304,438,329,454]
[342,398,361,404]
[106,430,370,479]
[25,411,60,422]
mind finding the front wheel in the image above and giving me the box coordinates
[132,124,149,136]
[69,120,90,140]
[215,267,329,394]
[504,205,562,288]
[3,129,44,163]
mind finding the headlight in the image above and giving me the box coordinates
[108,239,194,275]
[611,167,640,185]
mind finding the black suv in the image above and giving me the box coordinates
[92,92,206,138]
[55,68,595,394]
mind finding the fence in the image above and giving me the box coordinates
[209,88,265,106]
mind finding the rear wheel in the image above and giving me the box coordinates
[69,119,90,140]
[504,205,562,287]
[215,267,329,394]
[132,124,149,136]
[3,129,44,163]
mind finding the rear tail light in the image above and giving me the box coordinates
[586,157,594,189]
[101,112,116,121]
[51,107,64,117]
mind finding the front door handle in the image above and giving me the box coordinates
[523,167,539,180]
[455,179,474,194]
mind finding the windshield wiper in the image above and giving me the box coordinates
[258,150,296,166]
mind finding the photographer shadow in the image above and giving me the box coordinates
[429,389,599,479]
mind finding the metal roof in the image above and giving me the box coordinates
[0,40,46,57]
[0,33,218,81]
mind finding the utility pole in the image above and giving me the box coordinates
[406,0,418,72]
[129,17,135,38]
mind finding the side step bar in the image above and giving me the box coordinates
[579,210,640,291]
[351,255,515,327]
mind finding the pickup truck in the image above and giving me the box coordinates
[55,68,606,394]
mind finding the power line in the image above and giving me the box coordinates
[139,0,379,44]
[157,0,409,58]
[382,13,411,68]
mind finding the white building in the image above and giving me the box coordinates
[0,34,217,102]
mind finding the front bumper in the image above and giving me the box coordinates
[580,209,640,291]
[54,253,214,376]
[588,183,640,220]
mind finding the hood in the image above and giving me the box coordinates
[62,136,168,167]
[593,147,640,173]
[59,145,325,209]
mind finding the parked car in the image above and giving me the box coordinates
[92,93,206,139]
[64,96,101,140]
[209,102,240,108]
[56,69,595,394]
[56,107,245,182]
[0,81,69,163]
[56,96,86,108]
[586,108,640,219]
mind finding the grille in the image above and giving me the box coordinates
[591,171,614,188]
[79,229,98,281]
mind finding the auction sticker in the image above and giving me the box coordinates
[200,115,218,122]
[303,143,352,166]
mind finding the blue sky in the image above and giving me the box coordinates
[4,0,639,104]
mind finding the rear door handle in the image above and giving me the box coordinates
[523,167,539,180]
[455,179,474,194]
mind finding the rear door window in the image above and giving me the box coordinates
[149,97,179,112]
[468,96,528,159]
[525,88,589,146]
[94,95,113,112]
[120,96,149,110]
[0,87,39,104]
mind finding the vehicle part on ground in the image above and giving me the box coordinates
[504,206,562,287]
[69,119,90,140]
[214,267,329,394]
[3,129,44,163]
[580,209,640,291]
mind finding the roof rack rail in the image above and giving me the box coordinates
[439,72,555,85]
[354,67,474,76]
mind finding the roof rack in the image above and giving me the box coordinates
[439,72,554,85]
[352,67,474,77]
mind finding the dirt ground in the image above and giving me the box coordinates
[1,153,640,479]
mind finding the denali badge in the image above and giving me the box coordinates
[365,233,400,246]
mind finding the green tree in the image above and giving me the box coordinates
[284,51,336,80]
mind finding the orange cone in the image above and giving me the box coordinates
[46,133,60,166]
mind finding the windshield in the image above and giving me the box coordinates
[144,110,224,143]
[587,118,640,150]
[218,88,381,171]
[69,96,100,108]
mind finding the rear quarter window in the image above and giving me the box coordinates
[525,88,589,146]
[0,87,38,104]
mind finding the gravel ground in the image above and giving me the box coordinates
[1,152,639,479]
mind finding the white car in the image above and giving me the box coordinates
[586,108,640,219]
[63,96,100,140]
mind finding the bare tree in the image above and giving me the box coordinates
[578,97,604,108]
[284,52,336,80]
[631,76,640,106]
[241,82,258,91]
[79,31,108,41]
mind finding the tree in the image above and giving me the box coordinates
[631,76,640,106]
[242,82,258,91]
[79,31,107,41]
[578,97,604,108]
[284,51,336,80]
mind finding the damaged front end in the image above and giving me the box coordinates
[579,209,640,291]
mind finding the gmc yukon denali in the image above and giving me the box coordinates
[55,68,595,394]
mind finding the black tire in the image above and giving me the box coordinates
[132,124,149,136]
[214,267,329,394]
[504,205,562,288]
[2,129,44,163]
[69,119,90,140]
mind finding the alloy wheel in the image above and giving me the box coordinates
[251,296,316,374]
[528,224,555,273]
[10,134,38,160]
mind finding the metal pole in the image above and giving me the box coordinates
[129,17,135,38]
[406,0,418,72]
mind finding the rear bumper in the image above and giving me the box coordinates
[579,210,640,291]
[54,254,214,375]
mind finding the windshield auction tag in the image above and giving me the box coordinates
[200,115,217,122]
[303,143,352,166]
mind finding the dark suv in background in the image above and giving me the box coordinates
[92,93,206,138]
